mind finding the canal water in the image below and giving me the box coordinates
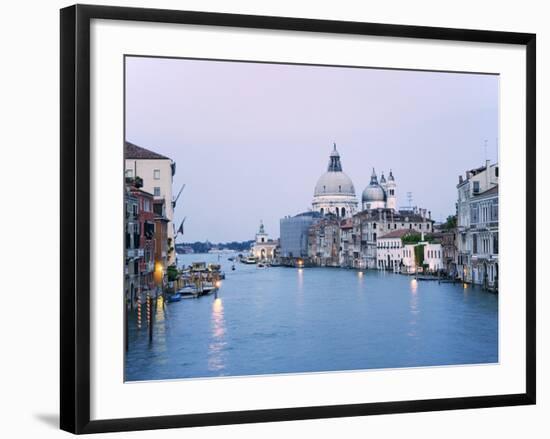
[125,253,498,381]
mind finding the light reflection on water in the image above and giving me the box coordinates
[125,253,498,381]
[208,297,226,372]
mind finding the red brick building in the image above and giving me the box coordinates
[129,188,156,293]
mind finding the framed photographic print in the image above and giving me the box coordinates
[60,4,536,434]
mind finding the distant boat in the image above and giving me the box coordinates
[242,256,257,265]
[257,262,267,269]
[231,265,236,271]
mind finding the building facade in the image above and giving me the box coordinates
[130,188,156,294]
[124,190,139,306]
[401,242,444,274]
[251,221,278,261]
[280,211,321,261]
[125,141,177,265]
[307,215,341,267]
[350,208,434,269]
[456,160,499,290]
[153,198,169,285]
[376,229,409,271]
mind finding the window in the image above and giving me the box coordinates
[341,207,346,217]
[373,223,377,229]
[154,169,160,180]
[154,187,161,197]
[125,169,133,178]
[473,181,480,193]
[473,235,478,254]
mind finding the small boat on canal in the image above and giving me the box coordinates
[178,285,199,299]
[167,292,182,302]
[242,255,257,265]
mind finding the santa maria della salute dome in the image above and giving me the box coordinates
[311,143,358,218]
[311,143,397,217]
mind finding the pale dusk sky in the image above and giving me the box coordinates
[125,56,498,242]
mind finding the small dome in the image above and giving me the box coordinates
[362,168,387,203]
[362,185,386,202]
[314,171,355,196]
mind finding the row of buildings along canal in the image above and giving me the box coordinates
[252,143,499,292]
[124,140,499,312]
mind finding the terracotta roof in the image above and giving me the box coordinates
[125,141,171,160]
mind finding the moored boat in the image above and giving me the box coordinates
[178,285,199,299]
[167,292,182,302]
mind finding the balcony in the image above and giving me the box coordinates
[126,248,145,258]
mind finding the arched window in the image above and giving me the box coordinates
[320,208,324,215]
[335,207,340,217]
[341,207,346,217]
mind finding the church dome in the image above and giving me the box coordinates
[314,171,355,196]
[362,185,386,202]
[362,168,387,203]
[313,143,356,197]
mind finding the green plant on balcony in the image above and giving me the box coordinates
[166,265,179,282]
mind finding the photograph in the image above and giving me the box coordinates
[123,55,499,382]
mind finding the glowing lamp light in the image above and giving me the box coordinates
[154,262,164,285]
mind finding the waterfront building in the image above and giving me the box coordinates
[432,223,458,277]
[339,218,354,267]
[401,241,444,274]
[153,198,169,284]
[251,221,278,261]
[125,141,177,265]
[129,187,156,294]
[124,190,139,306]
[311,143,358,218]
[456,160,499,290]
[279,211,321,263]
[362,168,397,211]
[350,208,434,269]
[376,229,409,271]
[307,215,341,267]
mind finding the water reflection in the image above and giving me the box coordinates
[126,253,499,381]
[155,296,165,323]
[208,297,226,372]
[408,278,419,338]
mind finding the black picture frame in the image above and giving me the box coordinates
[60,4,536,434]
